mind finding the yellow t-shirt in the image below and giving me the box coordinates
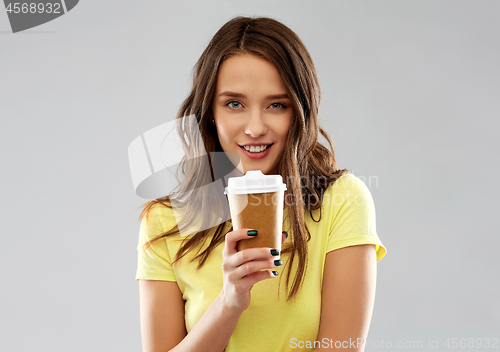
[136,173,386,351]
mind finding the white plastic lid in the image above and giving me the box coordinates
[224,170,287,195]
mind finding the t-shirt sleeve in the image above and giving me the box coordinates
[135,205,177,282]
[326,174,387,261]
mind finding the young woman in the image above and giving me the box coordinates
[136,16,386,352]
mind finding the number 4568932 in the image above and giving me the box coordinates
[5,3,61,14]
[443,338,498,349]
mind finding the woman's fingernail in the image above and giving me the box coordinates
[283,231,288,239]
[274,260,283,267]
[272,271,279,276]
[270,249,280,256]
[247,230,258,236]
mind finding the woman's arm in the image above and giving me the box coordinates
[139,280,187,351]
[315,244,377,351]
[139,279,244,352]
[139,229,283,352]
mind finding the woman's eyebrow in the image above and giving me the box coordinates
[217,91,290,100]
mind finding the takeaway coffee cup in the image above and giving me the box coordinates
[224,170,287,254]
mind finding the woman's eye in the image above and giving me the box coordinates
[270,103,285,109]
[227,101,242,109]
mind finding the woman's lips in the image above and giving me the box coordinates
[239,144,273,159]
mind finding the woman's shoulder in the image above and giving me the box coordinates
[140,202,178,238]
[145,202,176,220]
[320,173,375,211]
[326,173,371,195]
[143,202,218,239]
[322,173,386,261]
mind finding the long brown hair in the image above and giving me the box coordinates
[139,16,349,300]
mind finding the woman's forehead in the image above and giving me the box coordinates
[215,54,288,96]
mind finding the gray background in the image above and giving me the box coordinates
[1,1,498,351]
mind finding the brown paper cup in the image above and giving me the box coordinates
[227,191,284,253]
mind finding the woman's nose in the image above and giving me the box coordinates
[244,109,267,137]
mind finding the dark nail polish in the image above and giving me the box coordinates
[270,249,280,256]
[247,230,258,236]
[274,260,283,267]
[283,231,288,239]
[272,271,279,276]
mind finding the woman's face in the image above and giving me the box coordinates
[211,53,293,175]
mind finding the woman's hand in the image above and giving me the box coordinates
[219,229,287,313]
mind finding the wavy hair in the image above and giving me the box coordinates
[139,16,349,300]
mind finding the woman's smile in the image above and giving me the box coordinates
[238,143,274,159]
